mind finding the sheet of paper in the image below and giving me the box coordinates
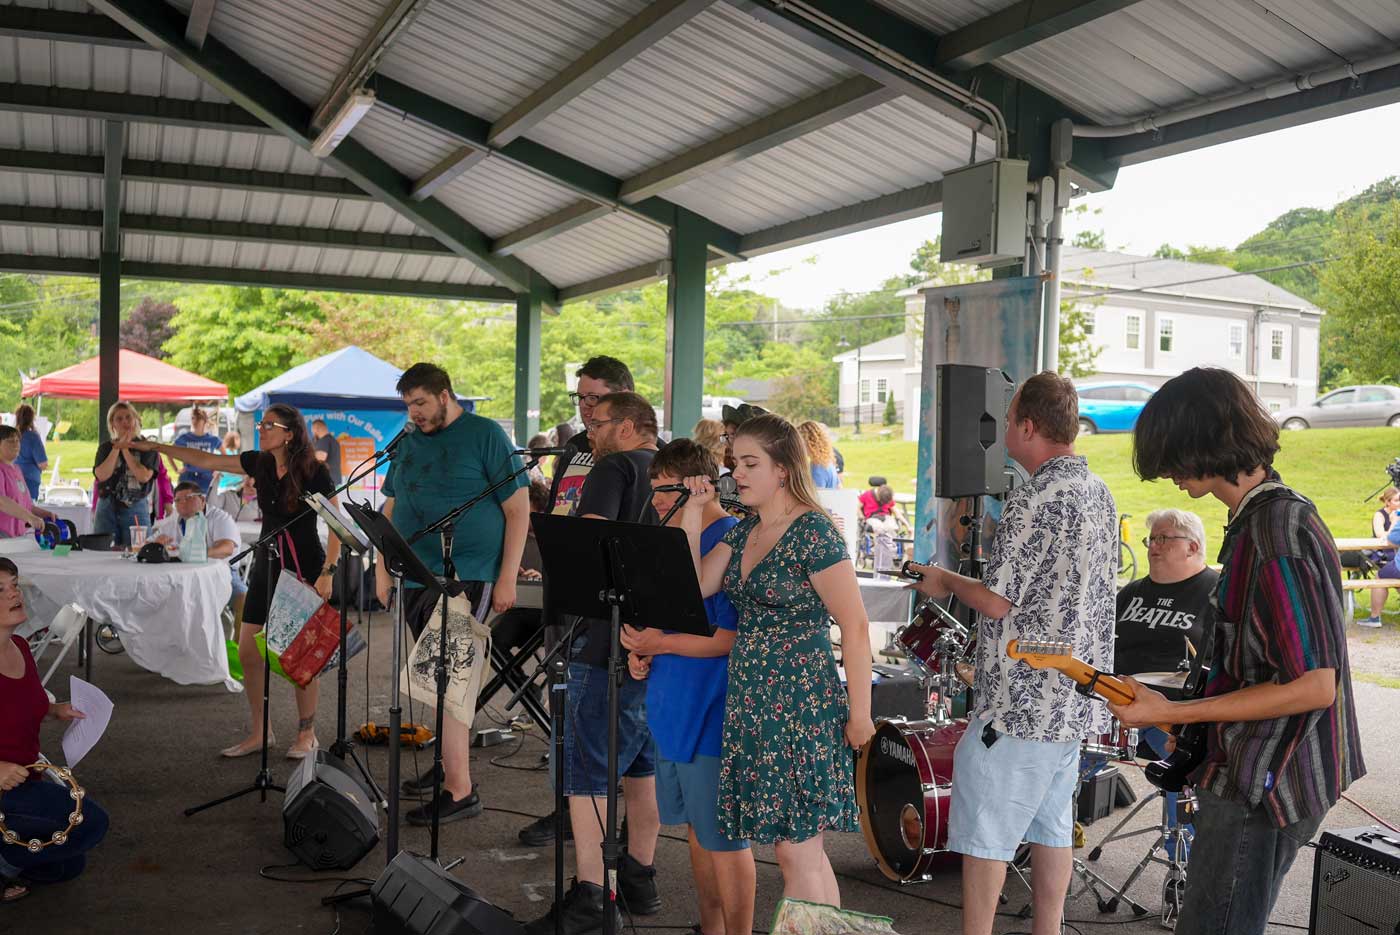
[60,676,114,768]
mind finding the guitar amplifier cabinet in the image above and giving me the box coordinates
[1310,826,1400,934]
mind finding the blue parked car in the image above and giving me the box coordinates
[1075,381,1156,435]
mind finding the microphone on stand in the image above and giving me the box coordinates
[652,476,740,496]
[513,446,571,458]
[376,422,416,458]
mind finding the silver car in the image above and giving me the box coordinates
[1273,385,1400,430]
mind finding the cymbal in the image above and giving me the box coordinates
[1132,670,1189,689]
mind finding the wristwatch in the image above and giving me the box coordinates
[322,562,338,578]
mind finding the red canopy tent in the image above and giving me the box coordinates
[21,350,227,402]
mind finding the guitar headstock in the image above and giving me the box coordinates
[1006,639,1075,669]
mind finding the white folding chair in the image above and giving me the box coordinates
[30,604,90,688]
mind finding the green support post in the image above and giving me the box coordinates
[98,120,123,443]
[665,208,707,438]
[514,282,544,446]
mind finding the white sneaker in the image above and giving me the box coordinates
[1356,616,1383,628]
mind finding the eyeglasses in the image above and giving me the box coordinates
[721,433,733,444]
[257,421,288,431]
[173,494,204,504]
[1143,534,1192,547]
[569,392,604,407]
[586,417,622,432]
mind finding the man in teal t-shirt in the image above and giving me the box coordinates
[375,362,530,828]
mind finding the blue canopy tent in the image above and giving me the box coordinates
[234,346,478,501]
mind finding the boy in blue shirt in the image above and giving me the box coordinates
[171,408,223,493]
[623,439,755,935]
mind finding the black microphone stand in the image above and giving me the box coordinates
[407,450,545,861]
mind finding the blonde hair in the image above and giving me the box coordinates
[691,418,727,465]
[795,420,834,468]
[735,413,828,518]
[106,400,141,433]
[1381,486,1399,505]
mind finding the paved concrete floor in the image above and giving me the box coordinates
[8,611,1396,934]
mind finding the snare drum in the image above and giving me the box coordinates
[1081,718,1136,759]
[856,717,967,882]
[896,602,971,674]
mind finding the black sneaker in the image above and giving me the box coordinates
[401,763,443,796]
[519,806,571,847]
[618,851,661,915]
[524,879,621,935]
[405,785,482,826]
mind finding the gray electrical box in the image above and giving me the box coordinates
[939,158,1028,266]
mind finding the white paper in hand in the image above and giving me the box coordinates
[61,676,113,768]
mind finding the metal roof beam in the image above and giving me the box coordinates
[0,203,454,256]
[373,76,746,258]
[740,180,943,255]
[89,0,553,298]
[0,82,274,134]
[184,0,217,50]
[491,201,612,257]
[0,253,515,301]
[489,0,718,147]
[409,145,489,201]
[0,6,145,49]
[724,0,1118,191]
[1102,61,1400,166]
[311,0,428,132]
[0,148,373,202]
[934,0,1146,71]
[618,76,896,203]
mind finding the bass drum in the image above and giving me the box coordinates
[856,718,967,882]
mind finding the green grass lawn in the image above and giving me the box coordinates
[837,424,1399,539]
[42,440,99,486]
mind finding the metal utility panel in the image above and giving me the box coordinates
[939,158,1027,267]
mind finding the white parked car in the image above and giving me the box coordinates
[1273,385,1400,430]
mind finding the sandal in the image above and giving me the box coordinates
[221,732,274,758]
[1,878,29,904]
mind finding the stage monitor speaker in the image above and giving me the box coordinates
[1309,826,1400,934]
[935,364,1013,499]
[282,750,379,871]
[371,851,523,935]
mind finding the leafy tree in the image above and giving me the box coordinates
[165,287,324,395]
[769,370,837,425]
[120,296,178,358]
[1058,300,1101,377]
[1317,201,1400,385]
[1071,229,1105,250]
[1153,243,1186,260]
[882,394,897,425]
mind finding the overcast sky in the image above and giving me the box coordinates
[722,101,1400,312]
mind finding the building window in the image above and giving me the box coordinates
[1158,318,1174,353]
[1082,310,1095,336]
[1228,324,1244,358]
[1270,328,1284,361]
[876,378,888,403]
[1125,315,1141,350]
[1267,401,1282,414]
[859,379,871,404]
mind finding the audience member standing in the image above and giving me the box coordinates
[171,408,222,494]
[12,405,47,500]
[310,419,343,487]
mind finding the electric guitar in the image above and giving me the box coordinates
[1005,639,1206,792]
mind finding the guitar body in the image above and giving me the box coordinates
[1143,723,1206,793]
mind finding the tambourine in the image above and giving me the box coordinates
[0,763,85,852]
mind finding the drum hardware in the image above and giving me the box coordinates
[1081,780,1196,925]
[0,761,85,852]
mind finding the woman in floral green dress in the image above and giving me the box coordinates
[679,413,874,906]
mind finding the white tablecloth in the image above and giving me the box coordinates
[18,551,238,691]
[37,502,94,537]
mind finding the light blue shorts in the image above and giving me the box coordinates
[655,754,749,853]
[947,713,1080,861]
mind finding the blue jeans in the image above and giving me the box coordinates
[1174,788,1323,935]
[0,780,109,883]
[562,662,654,797]
[93,496,151,546]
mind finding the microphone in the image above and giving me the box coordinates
[376,422,415,457]
[653,476,739,496]
[514,446,570,458]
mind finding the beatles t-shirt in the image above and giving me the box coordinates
[1114,568,1218,677]
[549,432,593,516]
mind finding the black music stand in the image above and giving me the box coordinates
[531,513,710,935]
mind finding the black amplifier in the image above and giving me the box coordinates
[1310,825,1400,934]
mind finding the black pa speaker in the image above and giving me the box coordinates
[371,851,523,935]
[282,750,379,870]
[1309,826,1400,934]
[935,364,1013,499]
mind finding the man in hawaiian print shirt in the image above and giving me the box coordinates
[908,371,1117,935]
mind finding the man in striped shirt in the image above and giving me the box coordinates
[1110,367,1364,935]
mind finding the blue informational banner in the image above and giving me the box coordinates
[252,407,406,505]
[913,277,1043,571]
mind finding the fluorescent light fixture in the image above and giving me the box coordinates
[310,89,376,158]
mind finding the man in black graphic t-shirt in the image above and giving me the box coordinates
[1115,509,1217,687]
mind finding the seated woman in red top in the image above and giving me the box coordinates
[0,557,109,904]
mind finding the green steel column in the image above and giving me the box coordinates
[665,208,706,437]
[98,119,123,443]
[513,281,543,445]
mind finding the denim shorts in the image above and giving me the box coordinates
[947,714,1080,860]
[563,662,655,797]
[655,754,749,853]
[229,563,249,596]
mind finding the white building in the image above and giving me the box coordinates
[842,248,1324,440]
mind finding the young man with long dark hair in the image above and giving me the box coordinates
[137,404,341,759]
[1110,367,1365,935]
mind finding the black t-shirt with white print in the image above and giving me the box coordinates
[1114,568,1218,680]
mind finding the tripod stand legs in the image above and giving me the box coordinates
[185,636,285,816]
